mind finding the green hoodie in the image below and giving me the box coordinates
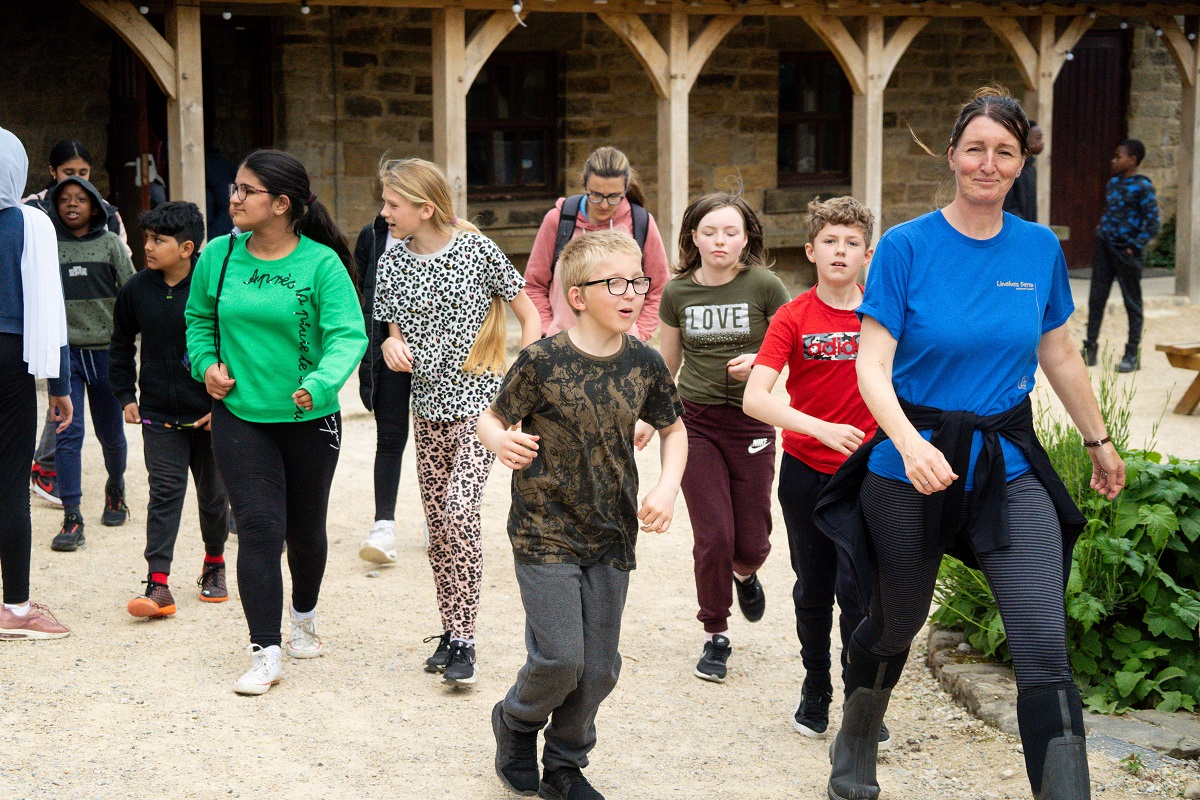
[185,233,368,423]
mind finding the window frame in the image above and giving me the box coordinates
[466,51,560,201]
[777,51,853,187]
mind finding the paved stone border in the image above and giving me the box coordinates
[925,626,1200,765]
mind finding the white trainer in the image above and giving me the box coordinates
[359,519,397,564]
[233,644,282,695]
[285,613,325,659]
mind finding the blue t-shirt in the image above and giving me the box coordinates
[859,210,1073,489]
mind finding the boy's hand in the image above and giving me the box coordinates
[204,363,235,399]
[382,336,414,372]
[194,412,212,431]
[123,403,141,425]
[638,484,678,533]
[49,394,73,434]
[726,353,756,382]
[633,420,655,451]
[497,431,540,470]
[293,388,314,411]
[815,421,866,456]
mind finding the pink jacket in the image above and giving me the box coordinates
[524,197,670,341]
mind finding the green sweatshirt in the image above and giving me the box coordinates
[185,233,368,423]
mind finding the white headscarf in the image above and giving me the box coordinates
[0,127,68,380]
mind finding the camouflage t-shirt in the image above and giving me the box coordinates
[490,332,683,570]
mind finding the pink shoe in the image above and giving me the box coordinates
[0,602,70,640]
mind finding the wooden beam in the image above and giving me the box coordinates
[686,15,741,92]
[1154,16,1200,301]
[465,11,523,88]
[80,0,177,99]
[881,16,928,81]
[432,7,468,215]
[1052,14,1093,80]
[165,0,205,228]
[983,16,1038,90]
[799,12,865,94]
[1154,15,1198,88]
[657,12,689,260]
[597,13,670,98]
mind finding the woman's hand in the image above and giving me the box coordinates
[1088,442,1125,499]
[204,363,235,400]
[293,388,314,411]
[814,421,866,456]
[899,434,958,495]
[382,336,414,373]
[726,353,756,382]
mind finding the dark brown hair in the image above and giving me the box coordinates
[581,146,647,208]
[675,192,771,277]
[947,85,1030,156]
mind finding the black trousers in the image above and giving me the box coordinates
[777,453,867,679]
[210,401,341,648]
[0,334,36,605]
[142,424,229,575]
[372,367,411,521]
[1086,238,1144,350]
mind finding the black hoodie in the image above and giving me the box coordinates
[354,215,411,411]
[109,265,211,424]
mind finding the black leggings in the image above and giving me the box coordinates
[857,471,1073,690]
[372,367,411,521]
[0,334,36,605]
[211,401,341,648]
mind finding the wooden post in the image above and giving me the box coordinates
[1155,15,1200,301]
[599,13,740,262]
[801,13,926,243]
[432,9,522,218]
[165,0,205,225]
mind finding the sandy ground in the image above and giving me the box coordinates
[4,297,1200,800]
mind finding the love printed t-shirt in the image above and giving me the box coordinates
[658,267,790,407]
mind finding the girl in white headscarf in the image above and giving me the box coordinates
[0,126,73,639]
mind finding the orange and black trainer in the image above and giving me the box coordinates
[127,578,176,618]
[197,562,228,603]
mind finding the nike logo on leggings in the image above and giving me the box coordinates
[748,437,771,455]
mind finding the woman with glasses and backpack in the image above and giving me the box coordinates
[523,146,669,341]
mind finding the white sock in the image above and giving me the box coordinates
[705,631,728,643]
[290,604,316,620]
[3,602,30,617]
[451,637,475,646]
[733,571,751,583]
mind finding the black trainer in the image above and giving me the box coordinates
[443,641,477,685]
[51,513,86,552]
[492,701,539,796]
[793,675,833,737]
[101,484,128,527]
[423,631,451,673]
[538,766,603,800]
[734,573,765,622]
[1081,340,1098,367]
[694,634,731,683]
[878,720,892,750]
[1118,348,1140,373]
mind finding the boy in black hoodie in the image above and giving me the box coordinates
[110,202,230,617]
[50,176,134,552]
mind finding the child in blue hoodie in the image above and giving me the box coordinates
[48,177,135,552]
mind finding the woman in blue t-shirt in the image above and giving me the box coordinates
[822,88,1124,800]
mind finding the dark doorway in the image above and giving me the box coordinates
[1051,29,1131,269]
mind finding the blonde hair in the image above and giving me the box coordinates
[558,230,644,316]
[378,157,506,376]
[805,196,876,244]
[581,146,647,208]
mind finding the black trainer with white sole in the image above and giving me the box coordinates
[443,641,477,685]
[694,634,731,682]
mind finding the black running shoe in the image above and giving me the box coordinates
[443,641,476,685]
[51,513,86,552]
[424,631,452,673]
[539,766,603,800]
[734,573,766,622]
[878,720,892,750]
[493,701,540,796]
[101,485,128,527]
[793,675,833,737]
[694,634,731,683]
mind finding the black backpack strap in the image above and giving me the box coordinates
[550,195,584,279]
[629,201,649,263]
[213,232,237,365]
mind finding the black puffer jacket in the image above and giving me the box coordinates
[355,215,393,411]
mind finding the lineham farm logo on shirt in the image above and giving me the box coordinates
[683,303,751,345]
[996,280,1036,290]
[803,332,859,361]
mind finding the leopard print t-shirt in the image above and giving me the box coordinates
[490,332,684,570]
[374,231,525,421]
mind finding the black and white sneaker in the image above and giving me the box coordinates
[793,676,833,737]
[878,720,892,751]
[443,641,476,685]
[424,631,451,673]
[734,573,765,622]
[694,634,731,682]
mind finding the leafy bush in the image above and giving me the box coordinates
[1144,215,1176,271]
[931,358,1200,714]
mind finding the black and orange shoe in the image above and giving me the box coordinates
[101,484,129,527]
[197,562,228,603]
[51,513,85,552]
[128,578,176,618]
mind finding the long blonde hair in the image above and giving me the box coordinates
[378,157,507,376]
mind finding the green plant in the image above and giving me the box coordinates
[1145,215,1176,271]
[1119,752,1147,776]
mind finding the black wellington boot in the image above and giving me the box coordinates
[1017,683,1091,800]
[827,637,909,800]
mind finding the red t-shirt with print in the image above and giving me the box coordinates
[753,285,877,474]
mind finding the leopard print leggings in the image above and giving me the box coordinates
[414,414,494,640]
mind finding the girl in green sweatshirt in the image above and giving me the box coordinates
[185,149,367,695]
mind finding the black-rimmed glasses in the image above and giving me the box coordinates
[585,191,626,206]
[229,183,270,201]
[580,276,652,295]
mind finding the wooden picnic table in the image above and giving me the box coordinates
[1157,342,1200,415]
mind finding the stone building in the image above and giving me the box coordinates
[3,0,1198,283]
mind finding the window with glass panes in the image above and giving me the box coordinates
[778,53,852,184]
[467,53,558,197]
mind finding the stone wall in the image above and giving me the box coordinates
[1128,25,1183,223]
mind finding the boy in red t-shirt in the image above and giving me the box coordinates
[743,197,888,745]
